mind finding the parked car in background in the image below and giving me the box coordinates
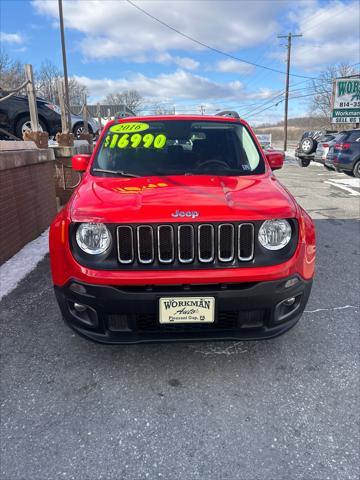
[71,114,99,139]
[295,130,338,167]
[0,92,62,138]
[0,92,99,140]
[325,130,360,177]
[313,133,338,164]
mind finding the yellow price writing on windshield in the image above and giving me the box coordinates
[110,122,149,133]
[104,133,167,150]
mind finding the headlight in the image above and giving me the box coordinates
[45,103,61,115]
[258,219,292,250]
[76,223,111,255]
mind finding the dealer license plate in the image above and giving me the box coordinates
[159,297,215,324]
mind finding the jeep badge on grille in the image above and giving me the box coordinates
[171,210,199,219]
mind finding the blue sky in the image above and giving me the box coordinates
[1,0,359,123]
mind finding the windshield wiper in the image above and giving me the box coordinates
[92,168,140,177]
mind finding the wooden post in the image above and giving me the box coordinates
[82,93,89,134]
[78,93,93,145]
[57,77,69,133]
[97,102,102,133]
[56,77,74,146]
[23,64,48,147]
[24,64,40,132]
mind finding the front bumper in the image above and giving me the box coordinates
[54,276,312,344]
[295,151,314,160]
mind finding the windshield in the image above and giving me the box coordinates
[92,120,265,177]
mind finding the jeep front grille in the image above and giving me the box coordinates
[116,223,254,267]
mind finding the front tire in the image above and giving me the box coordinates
[353,160,360,178]
[73,122,93,139]
[15,116,46,139]
[300,158,311,167]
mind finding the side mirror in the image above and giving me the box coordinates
[72,154,91,172]
[265,150,284,170]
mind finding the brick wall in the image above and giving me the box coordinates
[0,144,57,265]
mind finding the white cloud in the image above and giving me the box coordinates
[289,0,360,70]
[32,0,281,61]
[73,69,277,104]
[155,53,199,70]
[0,32,24,44]
[214,59,254,75]
[247,88,277,100]
[75,69,242,102]
[174,57,200,71]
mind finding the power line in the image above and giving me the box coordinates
[245,93,316,120]
[238,82,317,117]
[142,64,360,115]
[126,0,316,80]
[151,84,319,115]
[240,36,279,90]
[301,6,356,35]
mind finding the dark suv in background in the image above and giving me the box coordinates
[295,130,338,167]
[0,92,99,140]
[0,93,62,139]
[325,130,360,177]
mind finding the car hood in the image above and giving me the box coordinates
[69,173,298,223]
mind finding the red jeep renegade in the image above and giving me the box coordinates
[49,112,316,344]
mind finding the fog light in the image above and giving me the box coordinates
[69,283,87,294]
[284,277,299,288]
[283,297,296,306]
[74,302,87,312]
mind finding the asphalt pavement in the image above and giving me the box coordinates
[1,161,359,480]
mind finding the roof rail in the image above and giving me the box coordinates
[215,110,240,119]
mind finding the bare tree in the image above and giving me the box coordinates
[36,60,61,104]
[103,89,144,113]
[68,77,88,106]
[0,52,25,91]
[310,63,358,119]
[149,103,174,115]
[36,60,88,106]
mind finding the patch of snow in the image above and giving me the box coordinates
[324,180,360,196]
[0,230,49,301]
[329,177,360,187]
[305,305,359,314]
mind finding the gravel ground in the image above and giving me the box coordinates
[1,162,359,480]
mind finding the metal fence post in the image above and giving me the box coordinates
[24,64,40,132]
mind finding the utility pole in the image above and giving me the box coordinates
[277,32,302,151]
[58,0,71,132]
